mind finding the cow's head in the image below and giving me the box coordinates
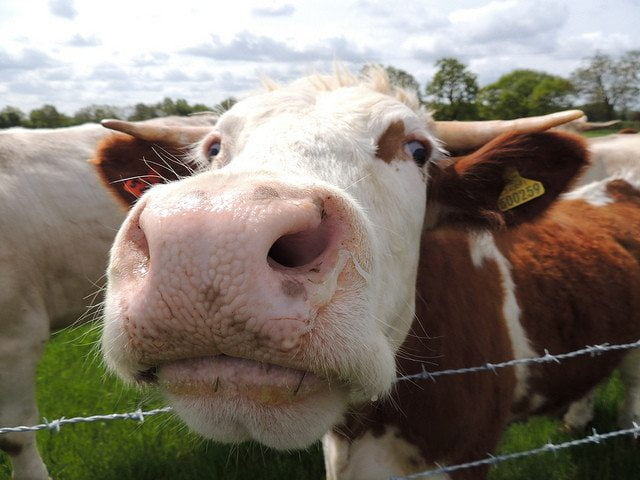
[94,69,586,449]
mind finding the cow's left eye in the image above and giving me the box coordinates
[207,141,222,160]
[405,140,430,167]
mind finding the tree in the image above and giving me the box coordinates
[73,104,121,124]
[191,102,213,113]
[128,98,214,120]
[128,102,160,121]
[425,58,479,120]
[27,105,71,128]
[571,50,640,120]
[0,106,25,128]
[478,70,574,120]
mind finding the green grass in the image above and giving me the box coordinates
[1,324,638,479]
[0,324,325,479]
[582,129,621,138]
[489,372,640,480]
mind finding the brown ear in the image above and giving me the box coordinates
[90,134,198,209]
[427,131,589,229]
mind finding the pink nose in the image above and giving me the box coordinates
[113,181,354,362]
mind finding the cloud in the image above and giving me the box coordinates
[406,0,570,63]
[252,4,295,17]
[557,32,636,59]
[132,52,171,67]
[162,69,190,82]
[90,63,131,82]
[0,48,54,70]
[356,1,449,33]
[449,0,567,47]
[182,32,374,63]
[48,0,78,19]
[43,68,76,81]
[405,36,462,63]
[66,34,101,47]
[8,78,54,95]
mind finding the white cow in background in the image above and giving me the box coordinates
[0,116,214,479]
[553,115,621,134]
[578,132,640,186]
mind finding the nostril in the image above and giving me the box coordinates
[127,210,151,272]
[268,219,333,269]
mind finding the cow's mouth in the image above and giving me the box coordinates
[147,355,326,407]
[140,354,349,449]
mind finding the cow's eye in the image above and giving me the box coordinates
[405,140,430,167]
[207,141,222,160]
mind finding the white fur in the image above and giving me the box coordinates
[562,179,614,206]
[0,116,216,480]
[323,428,449,480]
[103,71,435,456]
[563,389,596,429]
[469,232,538,404]
[578,134,640,187]
[0,124,122,480]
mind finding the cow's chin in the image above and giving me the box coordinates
[157,355,349,449]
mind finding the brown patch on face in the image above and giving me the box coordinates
[281,279,306,298]
[376,120,406,163]
[253,185,280,200]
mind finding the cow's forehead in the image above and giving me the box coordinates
[218,77,429,147]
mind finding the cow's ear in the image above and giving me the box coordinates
[90,134,198,209]
[427,131,589,229]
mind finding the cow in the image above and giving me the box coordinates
[0,115,214,480]
[576,133,640,186]
[93,69,640,479]
[553,115,621,134]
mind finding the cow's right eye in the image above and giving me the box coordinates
[207,141,222,160]
[405,140,431,167]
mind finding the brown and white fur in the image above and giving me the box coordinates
[325,133,640,479]
[92,71,640,480]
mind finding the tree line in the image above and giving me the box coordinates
[378,50,639,122]
[0,96,237,129]
[1,50,638,129]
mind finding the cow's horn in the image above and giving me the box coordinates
[101,119,212,145]
[579,119,622,131]
[434,110,585,151]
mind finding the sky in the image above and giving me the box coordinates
[1,0,638,115]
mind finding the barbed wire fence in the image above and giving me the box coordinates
[0,407,173,435]
[1,339,640,479]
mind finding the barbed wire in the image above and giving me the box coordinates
[2,340,640,435]
[2,339,640,480]
[396,339,640,382]
[0,406,173,435]
[390,422,640,479]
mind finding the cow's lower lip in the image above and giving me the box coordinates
[156,355,323,406]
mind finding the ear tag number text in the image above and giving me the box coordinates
[498,168,545,212]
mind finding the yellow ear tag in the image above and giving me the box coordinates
[498,168,545,212]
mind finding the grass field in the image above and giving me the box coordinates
[582,129,622,138]
[1,323,639,479]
